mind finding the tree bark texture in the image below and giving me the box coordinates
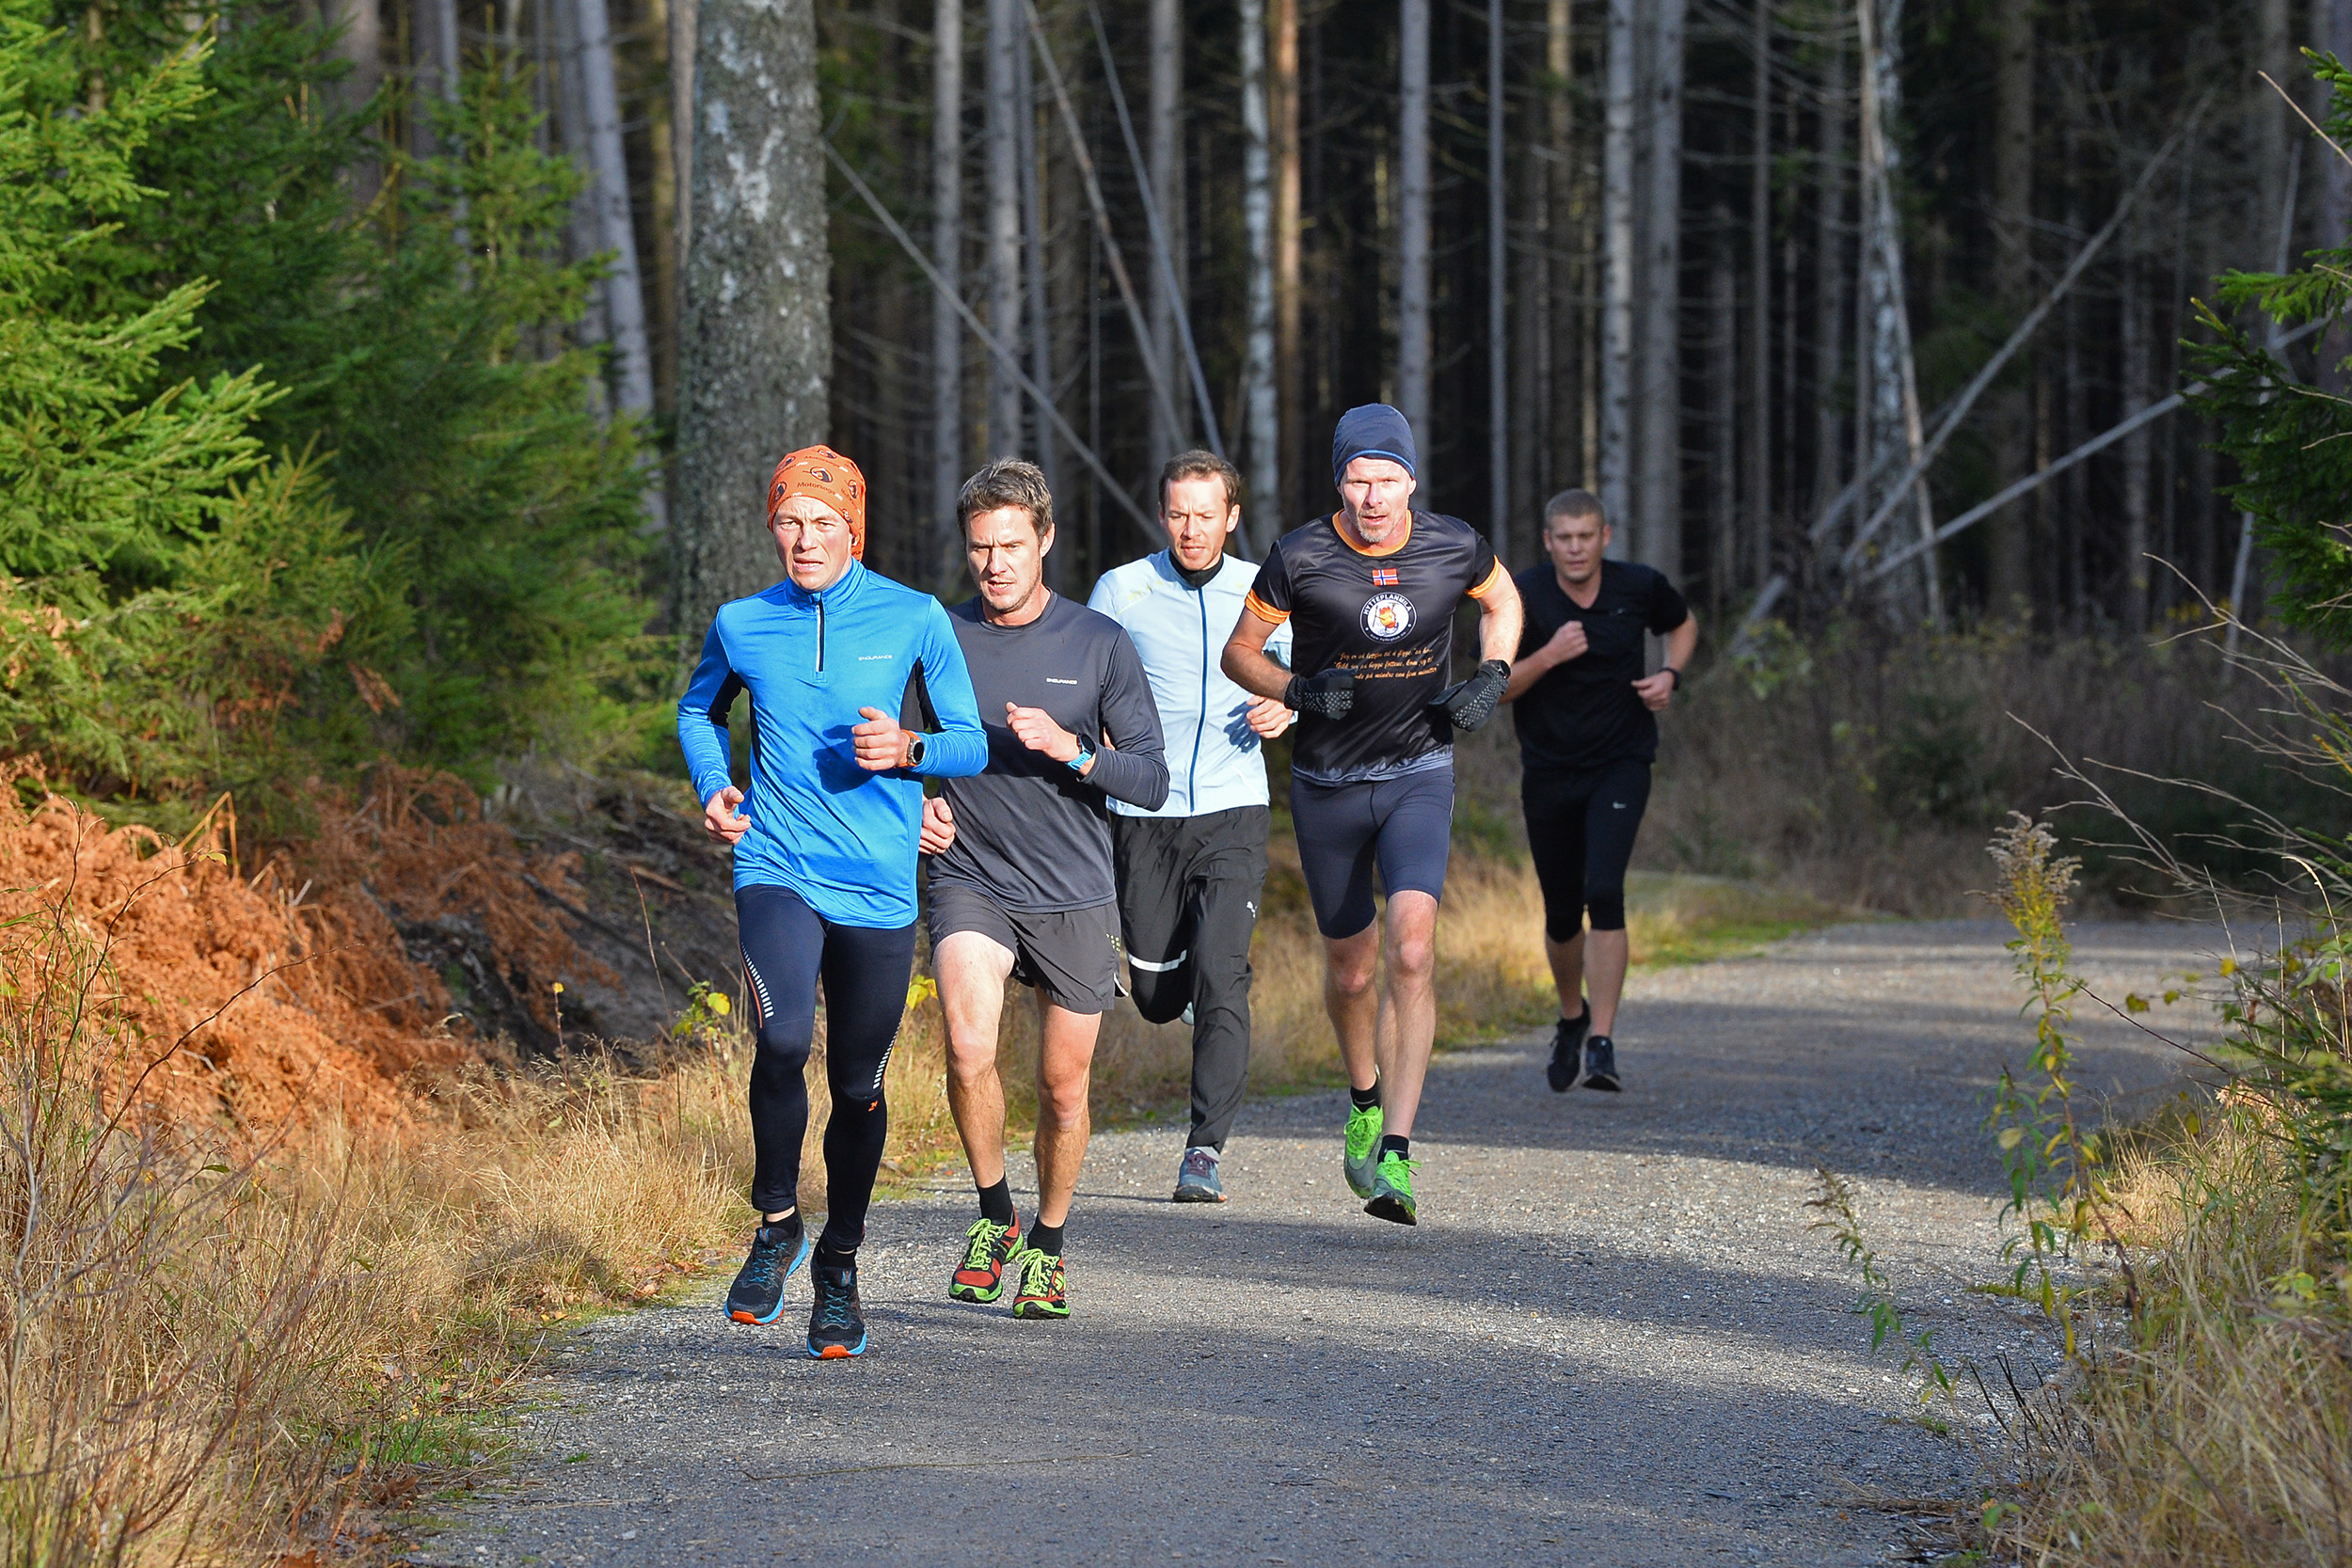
[321,0,382,200]
[932,0,964,575]
[1855,0,1935,620]
[1273,0,1302,531]
[1397,0,1431,440]
[1633,0,1685,574]
[556,0,611,356]
[1599,0,1637,535]
[576,0,659,427]
[985,0,1021,457]
[1984,0,2033,611]
[1016,21,1057,509]
[1747,0,1770,594]
[2120,254,2151,629]
[1486,0,1506,548]
[1810,28,1845,517]
[1148,0,1188,454]
[1240,0,1279,551]
[674,0,829,631]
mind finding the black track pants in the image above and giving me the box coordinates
[1111,807,1269,1151]
[735,883,915,1253]
[1521,759,1652,939]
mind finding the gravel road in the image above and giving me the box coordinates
[423,918,2219,1567]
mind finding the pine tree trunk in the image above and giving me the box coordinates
[2320,0,2352,393]
[932,0,965,578]
[322,0,382,200]
[1984,0,2033,612]
[555,0,611,359]
[2120,254,2151,629]
[414,0,460,160]
[1241,0,1279,551]
[1810,28,1845,517]
[1273,0,1302,531]
[1486,0,1507,552]
[673,0,828,632]
[1148,0,1188,454]
[646,0,680,418]
[1549,0,1584,490]
[1709,244,1737,610]
[1397,0,1431,439]
[1015,22,1057,515]
[575,0,659,432]
[1747,0,1771,594]
[985,0,1021,457]
[1856,0,1935,620]
[670,0,694,266]
[1598,0,1638,534]
[1512,5,1554,544]
[1633,0,1685,574]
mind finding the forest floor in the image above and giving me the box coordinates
[413,917,2219,1567]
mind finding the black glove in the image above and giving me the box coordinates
[1432,658,1511,732]
[1284,668,1356,721]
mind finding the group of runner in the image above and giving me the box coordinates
[676,406,1695,1358]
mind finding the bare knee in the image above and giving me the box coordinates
[944,1027,997,1085]
[1037,1067,1090,1127]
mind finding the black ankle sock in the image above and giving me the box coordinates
[1349,1081,1381,1112]
[758,1211,802,1243]
[1027,1220,1065,1258]
[1378,1133,1410,1160]
[813,1241,856,1273]
[1566,1000,1590,1023]
[977,1176,1015,1227]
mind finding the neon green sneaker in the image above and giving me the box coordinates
[1343,1101,1384,1197]
[1009,1243,1070,1320]
[1364,1150,1417,1226]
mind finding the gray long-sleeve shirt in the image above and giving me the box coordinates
[928,591,1169,912]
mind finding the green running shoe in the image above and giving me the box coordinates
[1363,1149,1418,1226]
[1343,1101,1385,1197]
[1009,1243,1070,1320]
[949,1215,1023,1304]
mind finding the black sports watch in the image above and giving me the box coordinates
[905,734,928,768]
[1662,666,1682,690]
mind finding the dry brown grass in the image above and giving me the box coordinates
[1998,1113,2352,1566]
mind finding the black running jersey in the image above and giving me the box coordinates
[1243,512,1506,783]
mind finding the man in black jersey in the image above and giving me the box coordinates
[1504,489,1696,1093]
[1223,404,1523,1226]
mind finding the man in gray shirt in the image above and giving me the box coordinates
[928,458,1168,1323]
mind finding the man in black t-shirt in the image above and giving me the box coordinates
[1503,488,1697,1094]
[1224,404,1524,1227]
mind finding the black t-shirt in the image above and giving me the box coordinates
[1511,559,1691,771]
[1245,511,1505,783]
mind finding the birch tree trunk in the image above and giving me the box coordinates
[1397,0,1431,440]
[932,0,964,575]
[1240,0,1279,551]
[576,0,660,438]
[1598,0,1638,535]
[1984,0,2033,611]
[322,0,382,200]
[1148,0,1188,453]
[1633,0,1685,574]
[985,0,1022,457]
[1855,0,1935,620]
[1273,0,1302,531]
[1810,27,1845,516]
[555,0,610,357]
[674,0,828,630]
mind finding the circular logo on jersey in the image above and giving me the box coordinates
[1360,592,1416,641]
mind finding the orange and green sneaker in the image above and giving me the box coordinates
[949,1214,1022,1304]
[1009,1243,1070,1320]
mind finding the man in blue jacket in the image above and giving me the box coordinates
[677,446,987,1360]
[1089,451,1293,1203]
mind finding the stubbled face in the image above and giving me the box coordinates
[1338,457,1418,543]
[770,495,855,591]
[1162,475,1240,573]
[1546,510,1609,588]
[965,505,1051,617]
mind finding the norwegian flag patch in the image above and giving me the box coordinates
[1371,565,1400,587]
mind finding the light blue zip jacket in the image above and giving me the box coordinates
[1087,550,1293,819]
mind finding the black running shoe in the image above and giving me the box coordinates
[1546,1005,1591,1092]
[726,1219,810,1325]
[1581,1034,1621,1092]
[807,1261,867,1358]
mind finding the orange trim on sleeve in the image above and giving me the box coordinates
[1465,559,1508,599]
[1242,592,1291,626]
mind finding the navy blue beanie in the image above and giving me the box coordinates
[1330,404,1419,485]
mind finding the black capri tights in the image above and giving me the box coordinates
[735,883,915,1255]
[1521,760,1652,940]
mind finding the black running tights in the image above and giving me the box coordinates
[736,883,915,1254]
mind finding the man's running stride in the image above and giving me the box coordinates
[679,446,987,1358]
[929,458,1168,1317]
[1503,489,1696,1093]
[1222,405,1523,1225]
[1089,451,1294,1203]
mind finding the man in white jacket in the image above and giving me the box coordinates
[1089,451,1293,1203]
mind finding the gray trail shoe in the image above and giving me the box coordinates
[1172,1145,1227,1203]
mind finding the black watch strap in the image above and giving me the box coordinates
[1663,666,1682,689]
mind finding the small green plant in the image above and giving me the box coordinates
[1805,1165,1955,1404]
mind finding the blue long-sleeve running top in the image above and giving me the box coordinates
[678,561,988,927]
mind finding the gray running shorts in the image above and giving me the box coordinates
[927,879,1124,1015]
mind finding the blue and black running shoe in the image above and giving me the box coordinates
[726,1218,810,1325]
[807,1261,867,1358]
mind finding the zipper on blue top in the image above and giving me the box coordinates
[1187,563,1208,812]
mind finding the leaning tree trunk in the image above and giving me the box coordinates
[1632,0,1685,575]
[673,0,829,632]
[932,0,964,580]
[1598,0,1638,535]
[1396,0,1431,440]
[984,0,1021,458]
[1240,0,1279,552]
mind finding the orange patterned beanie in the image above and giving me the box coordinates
[767,446,868,559]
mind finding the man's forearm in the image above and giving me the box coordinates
[1478,590,1525,666]
[1223,641,1294,704]
[1665,616,1699,673]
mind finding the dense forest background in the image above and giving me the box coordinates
[10,0,2352,817]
